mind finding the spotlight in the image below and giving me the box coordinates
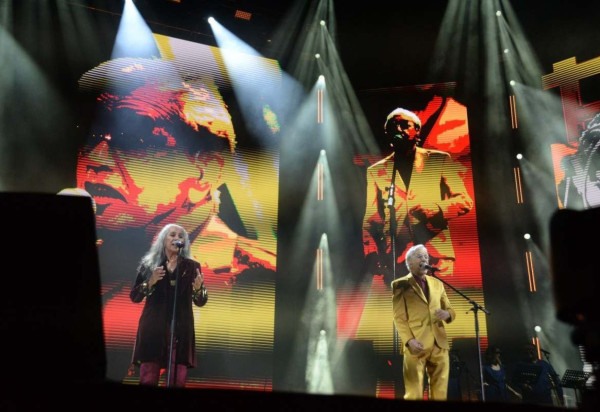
[524,233,531,240]
[320,20,326,26]
[496,10,502,17]
[234,10,252,21]
[534,325,542,333]
[315,53,321,59]
[516,153,523,160]
[207,16,215,24]
[509,80,516,86]
[320,149,326,156]
[504,49,510,54]
[320,329,326,336]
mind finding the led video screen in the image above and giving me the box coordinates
[77,33,282,388]
[76,27,488,395]
[342,82,485,398]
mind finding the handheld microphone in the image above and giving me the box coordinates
[173,240,185,248]
[421,263,440,272]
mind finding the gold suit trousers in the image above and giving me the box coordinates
[403,344,450,400]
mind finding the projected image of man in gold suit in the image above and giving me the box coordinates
[362,107,473,285]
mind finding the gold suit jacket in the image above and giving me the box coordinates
[391,273,456,354]
[363,148,472,273]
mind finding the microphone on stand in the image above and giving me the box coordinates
[421,263,441,273]
[387,183,395,207]
[173,240,185,248]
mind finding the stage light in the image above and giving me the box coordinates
[315,53,320,59]
[234,10,252,21]
[510,80,516,86]
[496,10,502,17]
[516,153,523,160]
[320,20,326,26]
[504,48,510,54]
[207,16,215,24]
[112,0,158,59]
[534,325,542,333]
[320,149,326,156]
[524,233,531,240]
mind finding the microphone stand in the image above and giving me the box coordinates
[429,270,490,401]
[166,245,184,388]
[388,160,398,355]
[387,159,403,397]
[542,350,564,406]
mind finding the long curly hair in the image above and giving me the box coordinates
[137,223,192,274]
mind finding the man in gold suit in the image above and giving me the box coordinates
[392,244,456,400]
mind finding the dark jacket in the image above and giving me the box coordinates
[130,257,207,368]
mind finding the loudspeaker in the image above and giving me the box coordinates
[0,192,106,386]
[550,207,600,377]
[550,207,600,324]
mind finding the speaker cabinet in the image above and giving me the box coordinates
[0,192,106,386]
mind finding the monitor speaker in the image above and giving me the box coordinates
[0,192,106,386]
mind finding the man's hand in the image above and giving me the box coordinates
[407,338,424,355]
[409,203,441,221]
[434,308,450,321]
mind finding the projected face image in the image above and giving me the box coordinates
[558,112,600,209]
[76,56,278,285]
[76,58,234,233]
[77,106,225,231]
[575,113,600,207]
[384,108,422,149]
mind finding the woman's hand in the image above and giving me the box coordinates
[149,266,166,287]
[193,268,204,290]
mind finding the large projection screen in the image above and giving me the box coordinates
[77,33,282,389]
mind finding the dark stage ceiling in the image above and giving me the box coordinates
[77,0,600,91]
